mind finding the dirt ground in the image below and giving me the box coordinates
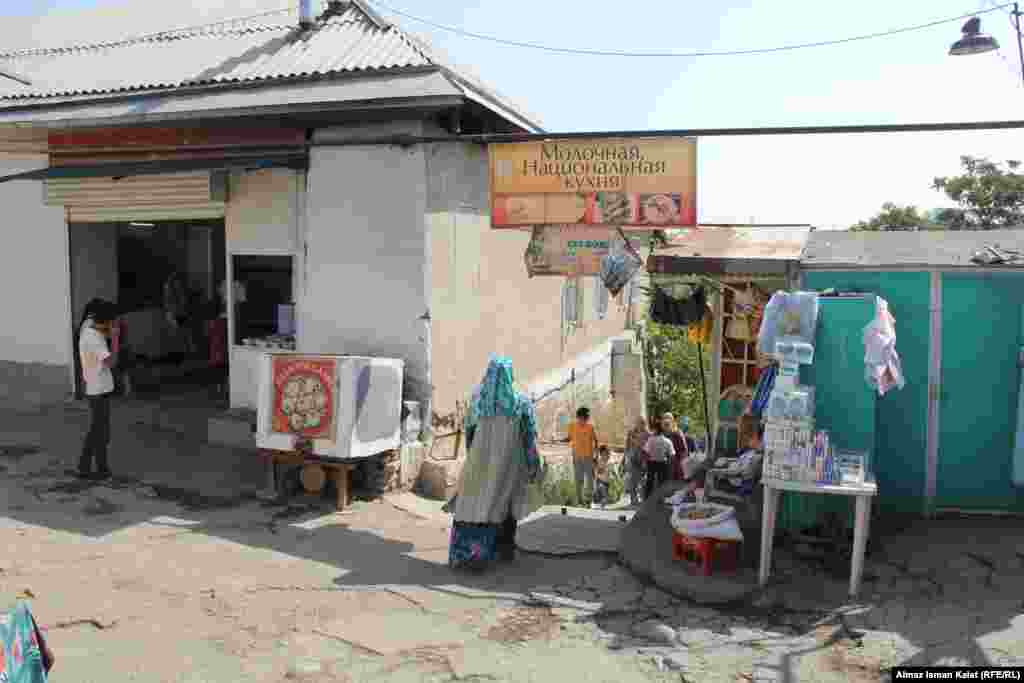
[0,446,667,683]
[3,420,1024,683]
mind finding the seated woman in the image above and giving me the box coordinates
[711,422,765,495]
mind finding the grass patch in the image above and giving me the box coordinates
[539,458,626,507]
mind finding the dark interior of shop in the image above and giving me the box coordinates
[230,255,293,346]
[112,219,228,397]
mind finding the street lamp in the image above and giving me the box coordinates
[949,7,1024,86]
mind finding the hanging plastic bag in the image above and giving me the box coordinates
[599,230,643,297]
[863,297,906,396]
[757,291,819,356]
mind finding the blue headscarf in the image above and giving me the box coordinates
[465,356,540,472]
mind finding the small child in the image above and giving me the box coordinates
[592,445,611,509]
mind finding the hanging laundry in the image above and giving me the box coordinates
[863,297,906,396]
[593,276,609,320]
[651,285,707,327]
[688,306,713,345]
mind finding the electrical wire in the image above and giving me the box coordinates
[0,6,293,60]
[365,0,1013,58]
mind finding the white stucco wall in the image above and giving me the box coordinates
[302,122,432,424]
[426,141,636,428]
[0,157,71,368]
[225,168,302,411]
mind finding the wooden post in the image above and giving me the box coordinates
[327,465,352,511]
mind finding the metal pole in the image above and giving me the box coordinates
[697,342,711,455]
[1015,3,1024,87]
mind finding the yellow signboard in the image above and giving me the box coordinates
[490,137,697,229]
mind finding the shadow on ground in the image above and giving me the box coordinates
[3,409,1024,680]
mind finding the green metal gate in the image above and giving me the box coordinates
[938,273,1024,513]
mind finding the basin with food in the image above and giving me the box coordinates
[670,502,735,534]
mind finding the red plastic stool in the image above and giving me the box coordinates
[671,531,740,576]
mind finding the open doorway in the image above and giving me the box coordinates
[69,219,228,404]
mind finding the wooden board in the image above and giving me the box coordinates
[259,449,354,511]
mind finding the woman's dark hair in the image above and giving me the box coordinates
[576,407,590,419]
[80,299,116,327]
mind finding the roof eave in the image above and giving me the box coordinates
[801,261,1024,271]
[0,69,474,133]
[440,70,545,134]
[0,65,444,113]
[648,255,795,277]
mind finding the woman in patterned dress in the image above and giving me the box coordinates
[448,356,544,571]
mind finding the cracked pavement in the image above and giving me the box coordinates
[2,424,1023,682]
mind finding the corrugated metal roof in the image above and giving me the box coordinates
[0,1,544,132]
[660,226,813,261]
[0,4,428,100]
[645,226,810,278]
[801,229,1024,269]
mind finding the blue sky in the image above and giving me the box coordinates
[4,0,1024,227]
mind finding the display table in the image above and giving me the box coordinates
[758,477,877,597]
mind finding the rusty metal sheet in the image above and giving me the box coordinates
[659,226,812,261]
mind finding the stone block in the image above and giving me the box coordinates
[416,461,445,499]
[399,442,427,490]
[207,412,256,448]
[632,619,678,645]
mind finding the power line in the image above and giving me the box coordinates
[0,6,293,60]
[365,0,1013,58]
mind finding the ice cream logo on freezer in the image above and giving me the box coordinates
[271,357,337,440]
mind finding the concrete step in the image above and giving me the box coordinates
[207,409,257,449]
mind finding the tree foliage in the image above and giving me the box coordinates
[932,156,1024,229]
[850,202,928,232]
[636,320,711,436]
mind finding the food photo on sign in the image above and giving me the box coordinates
[269,356,338,443]
[489,137,697,228]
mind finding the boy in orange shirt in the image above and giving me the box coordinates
[568,407,599,506]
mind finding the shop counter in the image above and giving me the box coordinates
[758,476,877,597]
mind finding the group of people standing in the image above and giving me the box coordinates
[623,412,699,506]
[444,355,715,574]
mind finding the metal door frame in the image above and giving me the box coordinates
[924,270,942,517]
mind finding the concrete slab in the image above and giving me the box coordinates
[386,492,448,523]
[619,481,759,606]
[516,506,634,555]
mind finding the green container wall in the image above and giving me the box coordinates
[938,273,1024,513]
[802,271,932,515]
[773,295,877,533]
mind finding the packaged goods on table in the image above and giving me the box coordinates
[758,291,820,357]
